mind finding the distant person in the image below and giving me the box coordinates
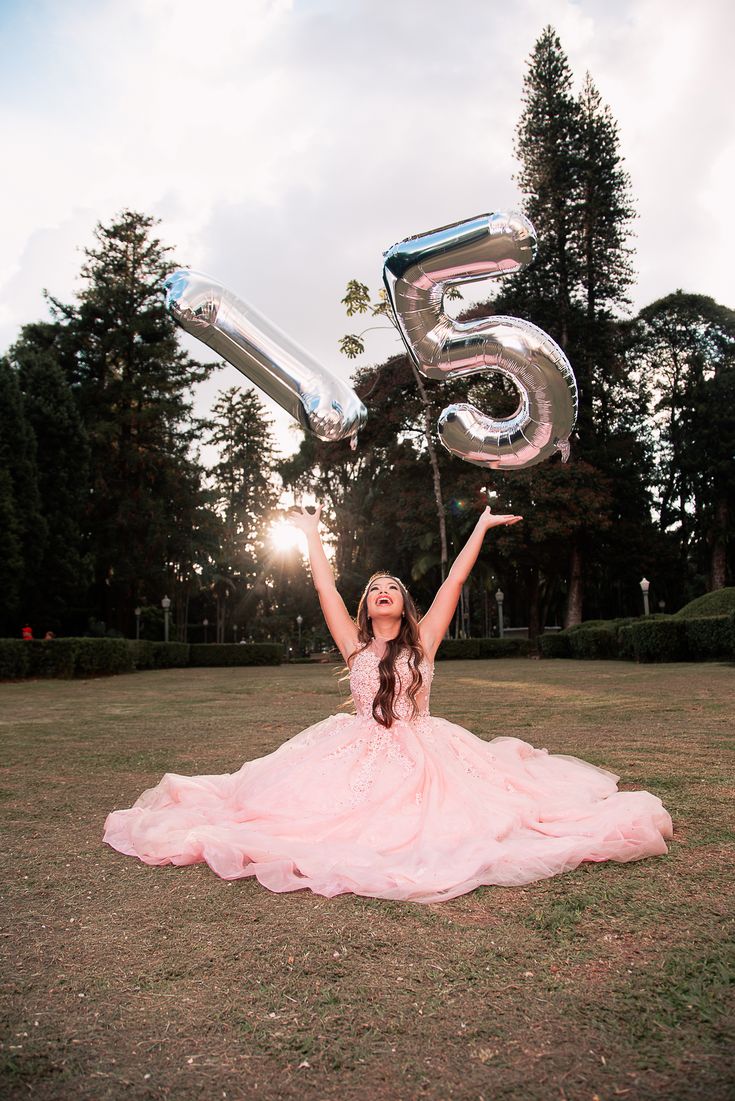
[43,631,56,640]
[22,625,33,641]
[104,503,674,904]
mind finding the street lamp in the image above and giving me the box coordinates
[296,614,303,654]
[639,577,650,617]
[203,617,209,644]
[134,606,141,641]
[161,595,171,642]
[233,624,239,643]
[495,588,505,639]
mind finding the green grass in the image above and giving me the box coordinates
[0,660,733,1100]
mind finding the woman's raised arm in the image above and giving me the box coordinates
[419,507,522,658]
[287,504,359,663]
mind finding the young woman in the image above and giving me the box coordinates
[104,504,673,903]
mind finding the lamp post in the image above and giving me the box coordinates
[296,614,303,654]
[495,588,505,639]
[233,624,239,644]
[161,595,171,642]
[639,577,650,617]
[203,617,209,644]
[134,606,141,641]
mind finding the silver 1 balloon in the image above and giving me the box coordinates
[163,269,367,444]
[382,211,578,469]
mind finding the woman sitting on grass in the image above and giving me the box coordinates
[104,504,673,903]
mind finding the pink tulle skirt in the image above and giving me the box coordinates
[103,712,674,904]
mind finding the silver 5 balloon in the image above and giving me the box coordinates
[163,269,367,444]
[383,211,578,469]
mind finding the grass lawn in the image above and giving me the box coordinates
[1,658,733,1101]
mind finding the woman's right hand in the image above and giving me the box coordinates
[286,502,323,535]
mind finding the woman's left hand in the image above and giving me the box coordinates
[480,506,523,529]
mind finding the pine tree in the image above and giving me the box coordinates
[0,358,45,634]
[497,27,639,627]
[206,387,279,641]
[46,210,212,633]
[11,322,91,632]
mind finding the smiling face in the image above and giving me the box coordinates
[365,575,405,621]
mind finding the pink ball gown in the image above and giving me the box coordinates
[103,646,674,903]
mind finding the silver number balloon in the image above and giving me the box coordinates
[164,269,367,444]
[382,211,578,469]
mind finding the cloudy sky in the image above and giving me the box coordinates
[1,0,732,455]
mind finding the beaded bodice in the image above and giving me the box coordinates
[349,645,434,723]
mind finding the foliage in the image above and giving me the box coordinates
[682,615,734,660]
[44,210,213,636]
[0,358,45,633]
[149,642,190,668]
[633,293,735,594]
[538,632,571,659]
[673,587,735,619]
[618,619,688,663]
[567,626,619,660]
[189,643,282,666]
[0,640,31,679]
[435,638,531,660]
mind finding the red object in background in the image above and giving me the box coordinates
[22,625,33,641]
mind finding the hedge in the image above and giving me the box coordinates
[567,626,619,660]
[538,632,571,658]
[189,643,282,666]
[150,642,190,668]
[0,640,32,678]
[436,637,531,661]
[618,618,689,663]
[683,614,734,660]
[674,587,735,619]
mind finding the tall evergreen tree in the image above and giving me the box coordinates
[10,322,91,631]
[46,210,212,633]
[206,387,279,641]
[495,26,638,626]
[0,358,45,634]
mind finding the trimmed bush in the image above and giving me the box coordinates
[127,640,155,670]
[435,638,530,661]
[683,615,734,660]
[538,632,571,658]
[150,642,190,668]
[74,638,134,677]
[568,626,619,660]
[0,640,31,679]
[189,643,282,667]
[674,587,735,619]
[27,639,77,678]
[477,637,531,658]
[436,638,481,660]
[620,618,688,663]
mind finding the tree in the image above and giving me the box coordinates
[635,292,735,592]
[495,27,638,626]
[0,357,45,634]
[205,387,279,641]
[340,281,451,580]
[46,210,212,634]
[10,322,91,632]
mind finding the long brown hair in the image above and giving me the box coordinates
[348,573,424,728]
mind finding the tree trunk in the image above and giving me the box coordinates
[711,498,729,590]
[564,541,584,627]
